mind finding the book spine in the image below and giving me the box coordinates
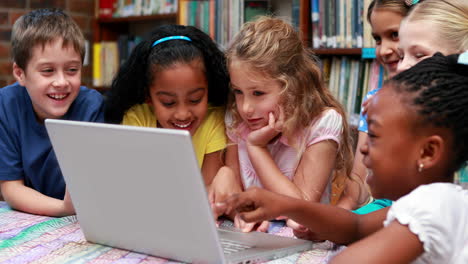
[98,0,116,18]
[92,43,102,87]
[311,0,320,49]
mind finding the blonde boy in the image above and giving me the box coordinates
[0,9,104,216]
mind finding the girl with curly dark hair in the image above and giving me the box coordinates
[104,24,230,187]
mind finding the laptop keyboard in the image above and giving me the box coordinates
[220,238,252,254]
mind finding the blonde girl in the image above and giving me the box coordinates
[397,0,468,72]
[397,0,468,189]
[219,16,353,232]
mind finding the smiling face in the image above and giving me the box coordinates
[370,9,404,78]
[149,60,208,136]
[13,38,82,122]
[360,86,424,200]
[229,60,282,131]
[397,19,453,74]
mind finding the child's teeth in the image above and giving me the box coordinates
[175,122,190,128]
[50,94,66,99]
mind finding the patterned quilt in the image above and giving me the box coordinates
[0,202,338,263]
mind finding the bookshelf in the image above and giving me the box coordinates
[177,0,312,48]
[93,13,177,43]
[92,0,379,116]
[92,0,179,90]
[92,0,309,90]
[306,0,382,125]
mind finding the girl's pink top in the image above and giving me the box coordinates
[227,109,343,204]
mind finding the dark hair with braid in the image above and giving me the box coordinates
[104,24,229,123]
[386,52,468,173]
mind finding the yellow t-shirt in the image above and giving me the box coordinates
[122,104,226,167]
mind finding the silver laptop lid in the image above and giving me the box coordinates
[45,119,225,263]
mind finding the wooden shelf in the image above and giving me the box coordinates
[93,13,178,41]
[313,48,362,56]
[97,13,178,24]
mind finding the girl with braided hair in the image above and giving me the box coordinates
[218,52,468,263]
[104,24,230,188]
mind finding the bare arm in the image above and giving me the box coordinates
[331,221,423,263]
[224,143,243,189]
[247,144,301,199]
[293,140,338,201]
[201,150,224,186]
[223,187,387,245]
[248,140,338,202]
[286,197,388,244]
[209,143,243,214]
[210,143,271,232]
[0,180,75,216]
[336,132,370,210]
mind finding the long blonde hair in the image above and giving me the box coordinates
[405,0,468,51]
[226,16,353,177]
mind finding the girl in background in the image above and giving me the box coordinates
[337,0,413,211]
[397,0,468,189]
[340,0,468,210]
[104,24,230,187]
[397,0,468,72]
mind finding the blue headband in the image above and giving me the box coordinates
[405,0,419,6]
[151,36,192,47]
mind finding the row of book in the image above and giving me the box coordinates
[322,57,385,118]
[98,0,177,18]
[98,0,300,48]
[93,42,117,87]
[215,0,246,48]
[98,0,376,49]
[311,0,374,49]
[179,0,291,48]
[92,36,143,87]
[179,1,216,39]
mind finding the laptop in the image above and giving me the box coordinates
[45,119,314,264]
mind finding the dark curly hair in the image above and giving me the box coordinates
[104,24,230,123]
[387,52,468,174]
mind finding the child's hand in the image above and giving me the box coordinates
[287,219,324,241]
[209,166,242,219]
[361,97,371,116]
[62,188,76,216]
[247,110,284,147]
[234,214,270,232]
[222,187,284,223]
